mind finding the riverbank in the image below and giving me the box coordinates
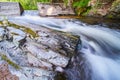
[83,0,120,19]
[1,0,120,19]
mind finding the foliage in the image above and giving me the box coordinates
[73,0,90,8]
[72,0,91,15]
[0,0,91,15]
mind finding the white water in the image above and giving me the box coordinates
[3,11,120,80]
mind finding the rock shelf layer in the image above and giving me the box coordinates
[0,20,79,80]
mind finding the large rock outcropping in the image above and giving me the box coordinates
[0,19,79,80]
[37,3,75,16]
[87,0,120,18]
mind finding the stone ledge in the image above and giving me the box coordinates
[37,2,75,16]
[0,2,24,16]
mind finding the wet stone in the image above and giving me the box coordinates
[0,20,79,80]
[0,63,19,80]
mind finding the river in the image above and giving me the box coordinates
[1,10,120,80]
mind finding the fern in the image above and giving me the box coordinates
[73,0,90,8]
[73,0,91,15]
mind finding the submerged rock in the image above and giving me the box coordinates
[0,20,79,80]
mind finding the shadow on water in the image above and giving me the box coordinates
[77,17,120,29]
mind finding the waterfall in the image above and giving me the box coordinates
[60,19,120,80]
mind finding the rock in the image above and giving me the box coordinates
[110,0,120,13]
[37,3,75,16]
[18,67,55,80]
[107,0,120,18]
[86,0,120,18]
[27,53,53,70]
[0,27,4,41]
[0,2,24,16]
[55,66,64,72]
[0,20,79,80]
[0,63,19,80]
[7,27,26,45]
[87,0,112,17]
[26,43,69,67]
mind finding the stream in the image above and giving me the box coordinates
[1,10,120,80]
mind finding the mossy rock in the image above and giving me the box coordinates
[1,54,21,69]
[111,0,120,12]
[107,0,120,18]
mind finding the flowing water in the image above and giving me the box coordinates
[1,10,120,80]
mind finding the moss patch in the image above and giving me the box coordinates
[62,32,79,40]
[1,54,21,69]
[111,0,120,12]
[0,21,39,38]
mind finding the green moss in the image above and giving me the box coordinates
[8,22,39,38]
[0,21,2,26]
[111,0,120,13]
[81,6,91,16]
[62,32,79,40]
[112,0,120,8]
[0,20,39,38]
[23,28,39,38]
[106,14,114,18]
[1,54,21,69]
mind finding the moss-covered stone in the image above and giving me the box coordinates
[111,0,120,12]
[1,54,21,69]
[108,0,120,18]
[85,0,120,18]
[0,20,39,39]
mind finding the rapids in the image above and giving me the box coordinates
[1,10,120,80]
